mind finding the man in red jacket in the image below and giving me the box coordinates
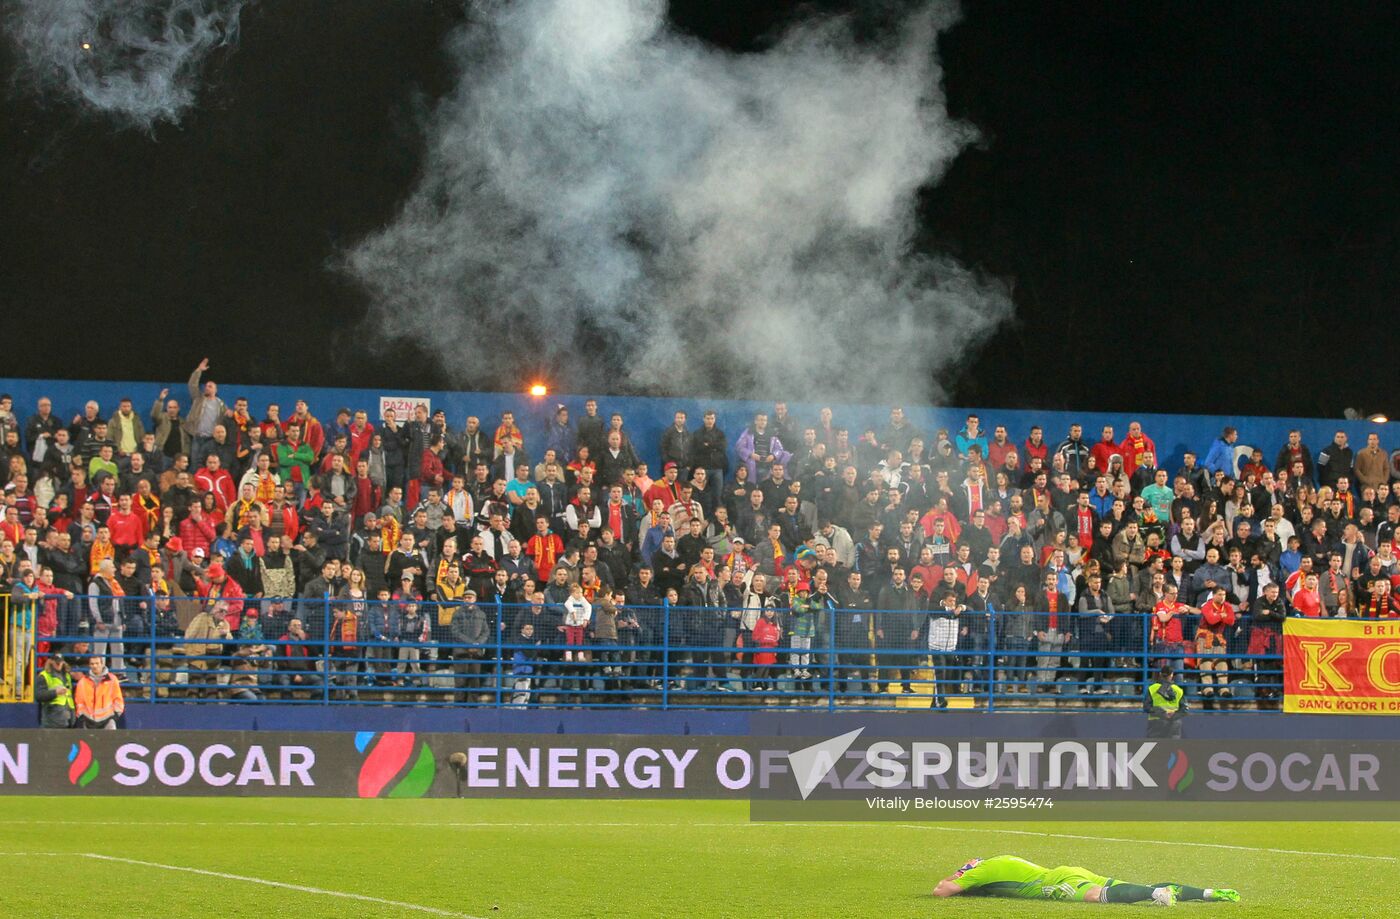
[347,410,374,466]
[0,507,23,547]
[986,425,1016,470]
[1196,585,1236,704]
[106,493,147,558]
[285,400,325,458]
[196,562,247,630]
[420,437,447,494]
[351,458,380,524]
[1118,421,1158,478]
[644,462,683,511]
[178,503,217,557]
[194,454,236,512]
[1088,425,1118,475]
[1022,425,1048,467]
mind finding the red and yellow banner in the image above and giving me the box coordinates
[1284,618,1400,714]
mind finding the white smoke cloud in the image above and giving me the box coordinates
[4,0,243,129]
[347,0,1012,402]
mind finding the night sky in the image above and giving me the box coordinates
[2,1,1395,418]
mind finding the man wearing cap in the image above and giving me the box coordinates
[1145,663,1187,738]
[35,652,75,728]
[450,588,490,700]
[197,560,246,631]
[349,512,380,566]
[182,600,232,696]
[784,579,818,688]
[725,536,754,576]
[645,461,684,512]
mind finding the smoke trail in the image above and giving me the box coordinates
[346,0,1012,402]
[4,0,243,129]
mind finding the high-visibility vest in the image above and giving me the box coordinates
[38,669,75,711]
[76,673,124,724]
[1147,681,1182,719]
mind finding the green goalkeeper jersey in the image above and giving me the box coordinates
[954,856,1110,900]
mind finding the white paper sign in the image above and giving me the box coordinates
[379,396,432,423]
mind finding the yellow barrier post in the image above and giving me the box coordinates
[1,594,11,702]
[1,595,34,704]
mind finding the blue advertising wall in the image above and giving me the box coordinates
[0,376,1392,475]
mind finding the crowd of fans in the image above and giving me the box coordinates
[3,360,1400,714]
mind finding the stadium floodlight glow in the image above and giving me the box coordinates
[529,383,548,397]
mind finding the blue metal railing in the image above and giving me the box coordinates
[31,594,1298,711]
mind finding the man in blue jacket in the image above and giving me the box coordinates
[1202,426,1239,476]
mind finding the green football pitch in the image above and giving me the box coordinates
[0,798,1392,917]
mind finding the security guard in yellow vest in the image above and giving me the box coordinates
[35,653,75,728]
[1144,663,1186,738]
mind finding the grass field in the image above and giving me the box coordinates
[0,798,1392,917]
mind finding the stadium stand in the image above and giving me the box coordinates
[1,367,1398,713]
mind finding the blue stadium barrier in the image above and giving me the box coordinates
[34,596,1292,713]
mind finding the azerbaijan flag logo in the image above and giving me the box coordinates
[1166,749,1194,793]
[356,732,436,798]
[67,741,99,788]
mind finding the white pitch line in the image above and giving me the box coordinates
[4,819,1391,862]
[896,823,1399,862]
[79,853,488,919]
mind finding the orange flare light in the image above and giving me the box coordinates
[529,384,548,397]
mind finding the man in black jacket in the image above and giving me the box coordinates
[309,500,348,560]
[835,570,874,695]
[876,567,920,693]
[456,416,490,475]
[25,397,62,458]
[449,591,490,699]
[226,536,265,601]
[1247,581,1287,710]
[678,565,720,691]
[594,529,632,588]
[1315,431,1352,489]
[659,412,691,480]
[575,400,606,460]
[691,410,729,506]
[625,567,663,687]
[595,430,637,488]
[42,530,86,633]
[299,557,342,640]
[1034,571,1073,692]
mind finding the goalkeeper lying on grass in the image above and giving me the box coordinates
[932,855,1239,906]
